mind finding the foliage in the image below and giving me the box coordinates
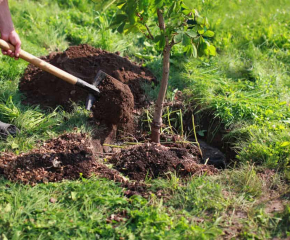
[104,0,216,142]
[110,0,216,57]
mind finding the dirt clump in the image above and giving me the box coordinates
[92,74,134,126]
[110,143,218,181]
[19,44,155,110]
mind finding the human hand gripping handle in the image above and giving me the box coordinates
[0,29,21,59]
[0,0,21,59]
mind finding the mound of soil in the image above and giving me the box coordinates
[2,133,97,184]
[0,133,149,196]
[20,44,156,110]
[1,133,126,185]
[110,143,218,181]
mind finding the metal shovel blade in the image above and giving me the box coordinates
[86,70,109,111]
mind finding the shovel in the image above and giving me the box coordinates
[0,39,108,110]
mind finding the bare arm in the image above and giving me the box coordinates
[0,0,21,58]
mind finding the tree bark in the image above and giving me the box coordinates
[151,44,171,143]
[151,9,172,143]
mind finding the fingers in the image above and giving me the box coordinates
[14,41,21,59]
[0,30,21,60]
[1,49,7,55]
[9,31,21,60]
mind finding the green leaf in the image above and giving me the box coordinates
[114,14,127,22]
[183,0,195,9]
[203,43,216,56]
[135,53,155,60]
[159,33,166,49]
[281,142,290,147]
[192,43,197,58]
[92,0,119,11]
[186,29,198,38]
[11,142,19,149]
[184,44,193,56]
[195,15,205,26]
[71,192,77,201]
[203,30,215,38]
[110,14,128,29]
[197,26,205,34]
[167,2,177,18]
[127,1,137,24]
[174,33,183,43]
[117,22,126,33]
[154,34,162,43]
[4,203,11,213]
[208,45,216,56]
[182,34,191,46]
[154,0,164,8]
[182,9,192,15]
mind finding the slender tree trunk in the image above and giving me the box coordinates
[151,44,171,143]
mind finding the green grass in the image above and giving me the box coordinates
[2,171,288,239]
[173,0,290,172]
[0,176,223,239]
[0,0,289,238]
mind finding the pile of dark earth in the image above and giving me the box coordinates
[0,133,217,196]
[110,142,217,181]
[20,44,156,111]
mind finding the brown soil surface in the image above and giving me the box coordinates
[19,44,155,110]
[0,134,217,192]
[110,143,218,181]
[2,133,97,184]
[0,133,124,185]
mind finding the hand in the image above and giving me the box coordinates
[1,29,21,59]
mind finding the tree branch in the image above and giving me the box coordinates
[157,8,169,46]
[170,38,176,47]
[145,24,154,40]
[157,9,165,32]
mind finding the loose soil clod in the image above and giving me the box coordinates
[92,74,134,126]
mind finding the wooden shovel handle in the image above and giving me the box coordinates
[0,39,77,85]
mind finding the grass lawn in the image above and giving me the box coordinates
[0,0,290,239]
